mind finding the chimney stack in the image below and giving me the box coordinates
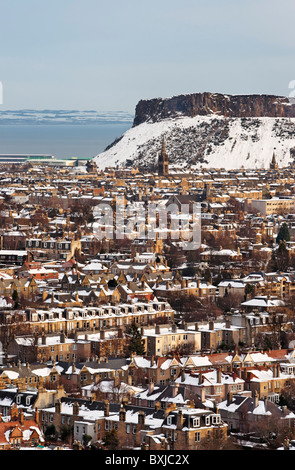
[138,410,145,425]
[19,409,24,425]
[171,382,179,398]
[148,379,154,395]
[55,400,61,413]
[119,406,126,422]
[73,402,79,416]
[104,400,109,417]
[217,368,222,384]
[176,410,184,430]
[34,408,40,425]
[253,390,259,408]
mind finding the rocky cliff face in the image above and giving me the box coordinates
[133,92,295,126]
[94,92,295,171]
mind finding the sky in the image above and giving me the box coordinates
[1,0,295,113]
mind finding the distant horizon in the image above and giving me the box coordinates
[0,89,293,114]
[0,109,134,126]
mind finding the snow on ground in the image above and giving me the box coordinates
[94,115,295,170]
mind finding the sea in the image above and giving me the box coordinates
[0,122,132,160]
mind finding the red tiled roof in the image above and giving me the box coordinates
[0,419,43,446]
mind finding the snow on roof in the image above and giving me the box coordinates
[241,352,276,363]
[218,396,248,413]
[241,296,285,307]
[181,356,213,367]
[251,400,271,416]
[132,357,157,369]
[106,409,163,429]
[1,370,19,380]
[218,280,245,288]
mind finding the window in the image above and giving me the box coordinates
[126,424,130,434]
[212,415,221,425]
[192,417,200,427]
[195,432,201,442]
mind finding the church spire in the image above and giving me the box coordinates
[270,151,278,170]
[158,137,169,177]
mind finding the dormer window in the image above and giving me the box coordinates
[192,417,200,427]
[212,414,221,425]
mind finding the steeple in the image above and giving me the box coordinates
[270,151,278,170]
[158,137,169,177]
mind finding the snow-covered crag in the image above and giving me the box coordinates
[94,92,295,170]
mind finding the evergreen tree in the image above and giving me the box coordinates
[104,429,119,450]
[276,240,290,271]
[12,289,19,309]
[276,223,290,244]
[244,283,255,301]
[268,240,290,272]
[125,321,145,355]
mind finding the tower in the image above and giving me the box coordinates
[270,151,278,170]
[158,137,169,176]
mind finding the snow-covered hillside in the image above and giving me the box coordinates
[94,114,295,171]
